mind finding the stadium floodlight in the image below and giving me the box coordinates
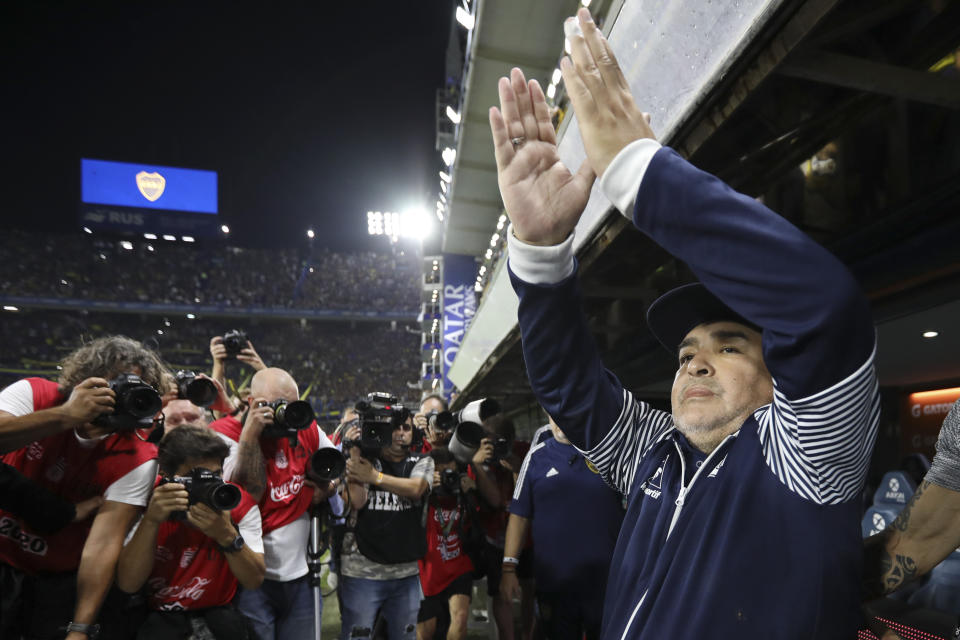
[146,244,155,252]
[367,211,385,236]
[439,171,452,183]
[307,229,315,239]
[3,306,18,312]
[479,266,486,275]
[445,106,461,124]
[455,6,475,30]
[439,193,446,204]
[120,241,133,251]
[552,68,562,85]
[923,331,939,338]
[436,211,444,222]
[221,224,230,234]
[157,329,164,335]
[162,234,176,241]
[440,181,447,195]
[485,248,493,259]
[82,227,92,234]
[309,267,315,273]
[547,83,556,100]
[475,283,483,292]
[490,233,499,247]
[496,215,507,231]
[401,207,433,240]
[144,233,158,240]
[182,236,195,243]
[442,147,457,166]
[186,313,196,319]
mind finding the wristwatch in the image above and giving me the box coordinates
[218,532,245,553]
[65,622,101,638]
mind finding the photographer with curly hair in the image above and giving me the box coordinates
[0,336,165,640]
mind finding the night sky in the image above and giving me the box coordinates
[0,1,456,251]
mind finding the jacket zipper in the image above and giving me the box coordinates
[620,434,737,640]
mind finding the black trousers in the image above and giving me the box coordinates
[0,563,145,640]
[536,590,603,640]
[136,607,253,640]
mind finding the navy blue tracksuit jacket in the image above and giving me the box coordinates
[509,146,880,639]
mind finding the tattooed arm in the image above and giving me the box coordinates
[864,480,960,596]
[231,402,270,502]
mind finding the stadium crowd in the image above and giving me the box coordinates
[0,231,420,312]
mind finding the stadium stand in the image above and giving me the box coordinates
[0,230,420,312]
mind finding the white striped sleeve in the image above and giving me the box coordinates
[576,389,674,498]
[513,440,547,502]
[756,346,880,504]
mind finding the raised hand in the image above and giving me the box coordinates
[61,378,115,425]
[243,398,274,437]
[209,336,227,363]
[489,68,595,246]
[144,482,189,526]
[561,8,656,177]
[237,341,266,371]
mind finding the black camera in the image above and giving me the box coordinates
[427,410,457,432]
[222,330,248,358]
[162,467,242,519]
[490,437,512,463]
[92,373,162,432]
[307,447,347,483]
[348,392,411,453]
[260,399,316,440]
[436,468,462,497]
[174,370,217,408]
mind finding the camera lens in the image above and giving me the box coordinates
[309,448,346,482]
[185,377,217,408]
[208,483,242,511]
[276,400,314,430]
[124,386,162,418]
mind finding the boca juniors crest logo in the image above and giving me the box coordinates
[136,171,166,202]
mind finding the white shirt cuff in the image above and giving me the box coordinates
[598,138,662,219]
[506,224,576,285]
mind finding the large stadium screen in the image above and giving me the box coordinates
[79,158,220,237]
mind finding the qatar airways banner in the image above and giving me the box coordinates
[441,254,478,399]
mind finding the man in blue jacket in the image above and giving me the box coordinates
[487,8,880,639]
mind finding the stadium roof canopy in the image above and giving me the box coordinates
[441,0,582,256]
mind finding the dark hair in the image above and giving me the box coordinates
[483,415,515,441]
[429,446,455,465]
[59,335,167,391]
[421,394,448,411]
[157,424,230,476]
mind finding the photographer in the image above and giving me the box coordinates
[209,332,265,417]
[162,372,235,434]
[414,395,449,451]
[212,367,338,639]
[339,399,434,640]
[117,424,265,639]
[417,448,478,640]
[470,414,521,640]
[0,336,165,640]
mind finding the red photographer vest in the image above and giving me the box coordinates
[0,378,157,574]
